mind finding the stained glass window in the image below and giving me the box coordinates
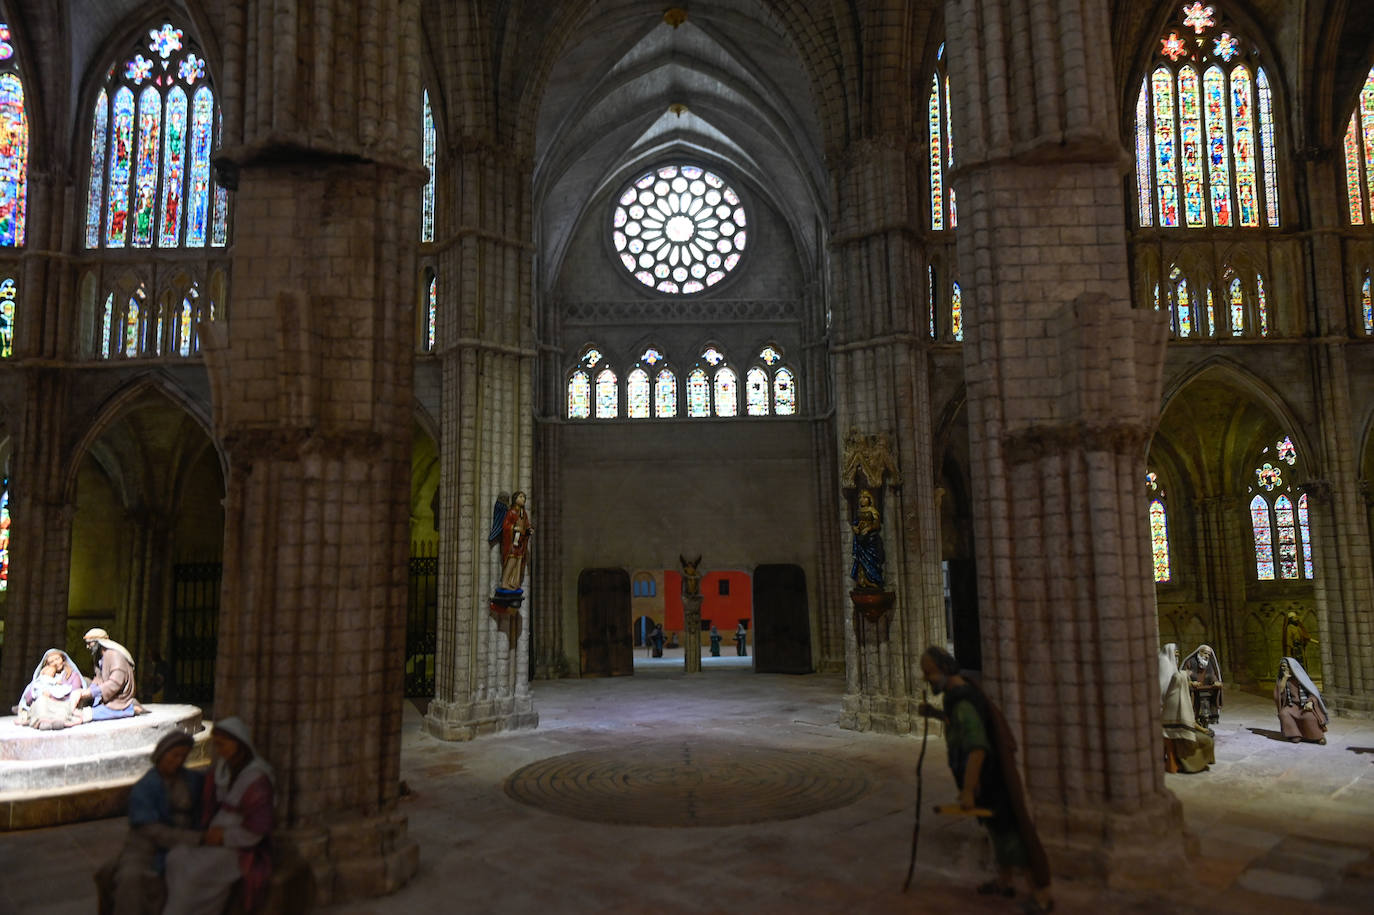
[595,368,618,418]
[1255,461,1281,490]
[1297,493,1313,579]
[687,368,710,417]
[611,165,746,294]
[951,282,962,341]
[1172,269,1192,336]
[427,274,437,351]
[702,346,724,366]
[1344,68,1374,225]
[100,293,114,358]
[1150,499,1171,582]
[627,368,651,418]
[714,367,738,417]
[1205,287,1216,336]
[929,74,944,231]
[0,276,14,358]
[567,371,590,419]
[1228,274,1244,334]
[1135,78,1153,226]
[422,90,435,243]
[655,368,677,417]
[928,264,937,338]
[758,346,781,366]
[178,288,195,356]
[1364,272,1372,335]
[1276,435,1296,465]
[1137,7,1278,229]
[0,482,8,591]
[88,22,228,250]
[1250,494,1274,580]
[125,296,141,356]
[0,24,28,248]
[745,367,769,416]
[1256,271,1268,335]
[1274,493,1298,579]
[946,76,956,228]
[774,368,796,415]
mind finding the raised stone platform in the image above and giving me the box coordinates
[0,704,209,830]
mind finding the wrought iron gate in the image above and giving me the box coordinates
[170,561,221,705]
[406,541,438,696]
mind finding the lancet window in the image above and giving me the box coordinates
[422,269,437,352]
[745,344,797,416]
[0,22,28,249]
[422,90,436,243]
[567,347,602,419]
[0,276,15,358]
[1135,4,1279,229]
[1147,472,1171,583]
[928,44,956,231]
[1247,435,1313,581]
[1342,68,1374,226]
[0,480,8,591]
[85,22,229,250]
[1362,270,1372,335]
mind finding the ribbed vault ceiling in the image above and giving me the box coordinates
[532,1,825,294]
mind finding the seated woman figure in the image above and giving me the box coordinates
[98,730,204,914]
[14,648,88,729]
[1275,657,1328,744]
[163,716,274,915]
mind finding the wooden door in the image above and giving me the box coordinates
[578,568,634,676]
[752,564,812,674]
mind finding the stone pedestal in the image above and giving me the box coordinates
[424,692,539,741]
[682,594,703,673]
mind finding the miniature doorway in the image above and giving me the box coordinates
[578,568,634,676]
[752,564,811,673]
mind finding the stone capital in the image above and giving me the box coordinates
[1002,421,1151,466]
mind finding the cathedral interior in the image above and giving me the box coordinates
[1,0,1373,911]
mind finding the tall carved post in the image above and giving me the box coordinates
[830,138,946,734]
[946,0,1184,880]
[210,0,421,901]
[422,146,539,739]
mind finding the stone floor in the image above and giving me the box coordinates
[4,671,1372,914]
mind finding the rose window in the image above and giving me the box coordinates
[612,165,747,294]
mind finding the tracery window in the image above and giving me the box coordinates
[927,265,937,339]
[595,367,618,418]
[422,90,436,243]
[0,23,29,248]
[928,44,956,231]
[422,270,437,352]
[1247,435,1313,581]
[1165,263,1268,337]
[744,344,797,416]
[566,347,602,419]
[951,282,963,341]
[1135,4,1279,229]
[611,165,746,294]
[85,22,228,250]
[1147,471,1171,583]
[1342,68,1374,225]
[627,346,668,419]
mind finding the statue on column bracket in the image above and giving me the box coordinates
[488,492,533,647]
[842,427,900,638]
[680,555,704,674]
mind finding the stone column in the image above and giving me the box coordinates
[682,593,703,673]
[946,0,1184,881]
[422,147,539,739]
[1300,151,1374,713]
[209,0,421,901]
[830,138,945,735]
[1195,496,1244,679]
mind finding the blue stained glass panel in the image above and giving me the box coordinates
[0,73,27,247]
[85,91,108,247]
[185,87,212,246]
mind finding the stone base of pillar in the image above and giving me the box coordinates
[281,812,418,906]
[816,658,846,674]
[423,694,539,741]
[839,693,921,735]
[1328,690,1374,717]
[1036,792,1187,889]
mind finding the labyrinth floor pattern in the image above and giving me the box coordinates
[503,740,871,827]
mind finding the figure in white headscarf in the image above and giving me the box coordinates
[1274,657,1328,745]
[1181,643,1223,730]
[13,647,87,728]
[80,628,139,720]
[163,716,274,914]
[1160,644,1214,774]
